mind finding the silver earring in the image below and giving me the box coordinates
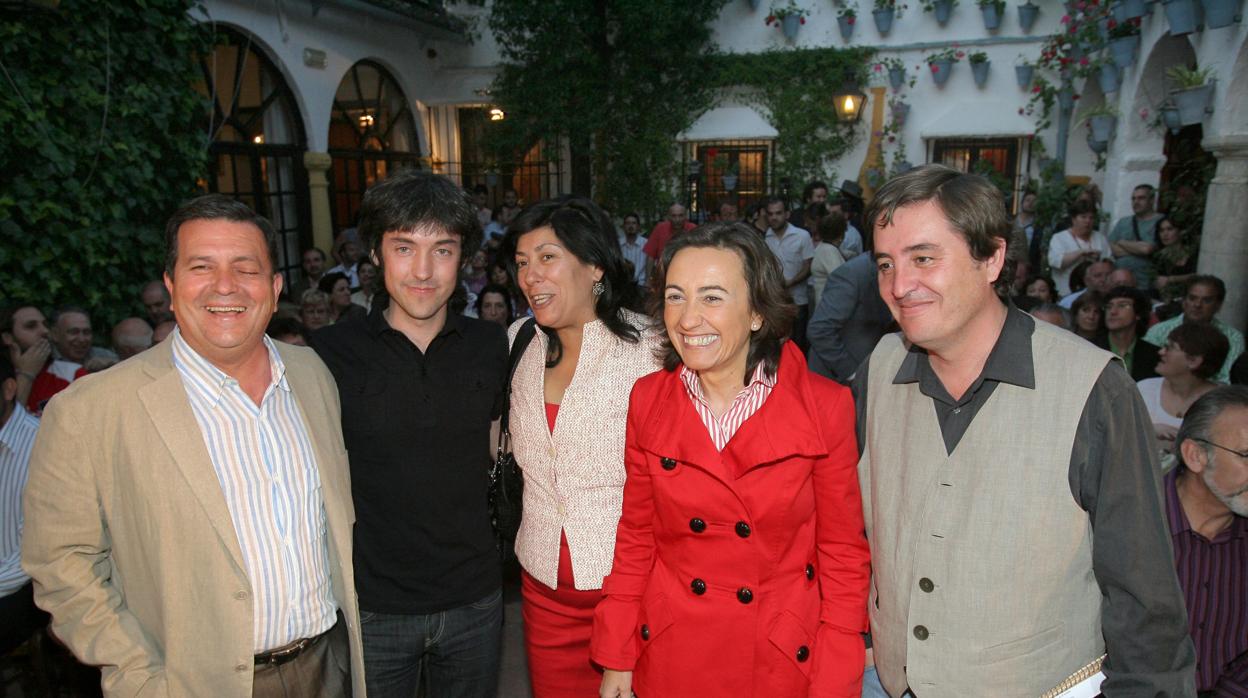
[592,280,605,296]
[751,322,761,331]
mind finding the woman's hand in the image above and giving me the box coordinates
[10,337,49,377]
[1154,422,1179,450]
[600,669,634,698]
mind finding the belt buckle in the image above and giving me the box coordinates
[255,637,312,666]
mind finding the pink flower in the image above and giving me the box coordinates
[1139,108,1150,119]
[1032,85,1042,93]
[888,135,896,143]
[848,15,856,23]
[1079,56,1090,66]
[874,64,883,72]
[956,51,965,58]
[799,16,806,23]
[1019,107,1026,115]
[931,64,940,74]
[1060,14,1071,23]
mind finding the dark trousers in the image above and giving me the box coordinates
[252,615,351,698]
[793,303,810,353]
[361,588,503,698]
[0,582,48,655]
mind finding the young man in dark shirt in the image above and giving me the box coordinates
[310,170,508,697]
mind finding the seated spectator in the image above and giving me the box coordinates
[474,283,513,328]
[50,305,114,366]
[139,280,173,325]
[1144,275,1245,384]
[1060,259,1114,309]
[0,352,46,656]
[1167,386,1248,695]
[152,319,176,344]
[463,248,489,297]
[266,316,308,347]
[1048,199,1112,297]
[1098,286,1159,381]
[1031,303,1069,329]
[318,271,367,325]
[1138,322,1230,452]
[326,231,363,288]
[1,305,50,414]
[810,210,847,309]
[287,246,327,302]
[351,260,379,312]
[110,317,153,360]
[1023,275,1058,305]
[1070,291,1105,344]
[300,288,331,332]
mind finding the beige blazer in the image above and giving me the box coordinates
[21,339,365,697]
[507,310,663,590]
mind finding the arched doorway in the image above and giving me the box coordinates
[197,27,310,283]
[328,61,423,231]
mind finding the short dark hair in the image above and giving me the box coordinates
[1068,198,1098,218]
[318,271,350,296]
[763,195,787,210]
[51,304,91,327]
[266,316,307,344]
[802,180,829,204]
[1,304,41,336]
[475,283,514,323]
[1187,274,1227,304]
[502,196,640,365]
[0,347,14,388]
[1133,183,1156,196]
[1070,290,1104,323]
[1104,286,1151,336]
[1176,385,1248,470]
[623,211,641,224]
[1070,260,1093,293]
[1169,322,1231,380]
[865,164,1016,298]
[1023,275,1057,303]
[651,222,796,381]
[164,194,277,277]
[472,184,489,195]
[304,247,326,262]
[818,211,848,247]
[358,170,483,274]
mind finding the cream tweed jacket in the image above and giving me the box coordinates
[507,309,663,590]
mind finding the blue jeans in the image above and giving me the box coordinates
[360,588,503,698]
[863,665,916,698]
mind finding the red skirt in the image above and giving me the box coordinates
[521,531,603,698]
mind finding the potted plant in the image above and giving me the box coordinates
[891,98,911,126]
[968,50,991,87]
[978,0,1006,28]
[1160,100,1183,133]
[878,56,910,90]
[1201,0,1241,28]
[749,0,763,9]
[1078,103,1119,142]
[1112,0,1149,20]
[837,3,858,40]
[1097,59,1121,93]
[1162,0,1198,34]
[1166,65,1216,124]
[1017,0,1040,30]
[873,0,907,33]
[1106,18,1142,68]
[926,47,965,86]
[1015,55,1035,88]
[766,1,810,40]
[711,152,741,191]
[921,0,958,24]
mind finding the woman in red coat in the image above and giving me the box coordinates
[592,222,870,697]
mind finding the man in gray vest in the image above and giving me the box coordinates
[854,165,1196,697]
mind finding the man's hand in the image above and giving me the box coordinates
[10,337,50,376]
[600,669,633,698]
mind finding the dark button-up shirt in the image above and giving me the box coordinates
[854,304,1197,696]
[310,296,508,614]
[1164,469,1248,695]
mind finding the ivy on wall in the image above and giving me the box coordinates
[0,0,209,327]
[711,45,875,194]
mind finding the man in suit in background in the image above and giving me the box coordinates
[807,252,894,384]
[22,195,365,696]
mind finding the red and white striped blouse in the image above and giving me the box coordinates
[679,361,776,451]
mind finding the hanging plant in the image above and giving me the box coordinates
[873,0,908,33]
[836,2,858,40]
[921,0,959,23]
[766,1,810,40]
[1165,65,1216,125]
[1018,0,1041,31]
[875,56,914,90]
[926,46,965,86]
[978,0,1006,28]
[968,50,991,87]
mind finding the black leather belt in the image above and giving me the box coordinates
[254,627,328,666]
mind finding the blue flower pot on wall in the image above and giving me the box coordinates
[1201,0,1242,27]
[971,60,990,87]
[1113,0,1148,19]
[981,3,1003,28]
[1162,0,1198,34]
[889,67,905,89]
[934,0,955,23]
[1089,115,1117,141]
[1108,34,1140,68]
[1087,132,1108,154]
[782,13,802,40]
[1098,63,1121,92]
[1018,1,1040,30]
[838,14,856,40]
[1015,63,1035,88]
[929,59,954,85]
[873,7,896,33]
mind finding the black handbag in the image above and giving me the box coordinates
[489,318,537,551]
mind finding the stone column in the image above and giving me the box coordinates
[304,151,334,254]
[1198,135,1248,333]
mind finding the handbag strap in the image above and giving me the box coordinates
[499,318,538,440]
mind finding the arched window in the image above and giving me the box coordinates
[197,27,310,283]
[329,61,423,230]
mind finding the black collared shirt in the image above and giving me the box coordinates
[853,304,1197,695]
[310,295,508,614]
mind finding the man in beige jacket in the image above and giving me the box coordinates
[22,195,365,697]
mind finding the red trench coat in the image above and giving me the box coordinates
[590,342,870,697]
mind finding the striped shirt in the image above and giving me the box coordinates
[0,402,39,596]
[171,329,336,652]
[679,362,776,451]
[1164,469,1248,694]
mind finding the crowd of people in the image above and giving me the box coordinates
[0,165,1245,698]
